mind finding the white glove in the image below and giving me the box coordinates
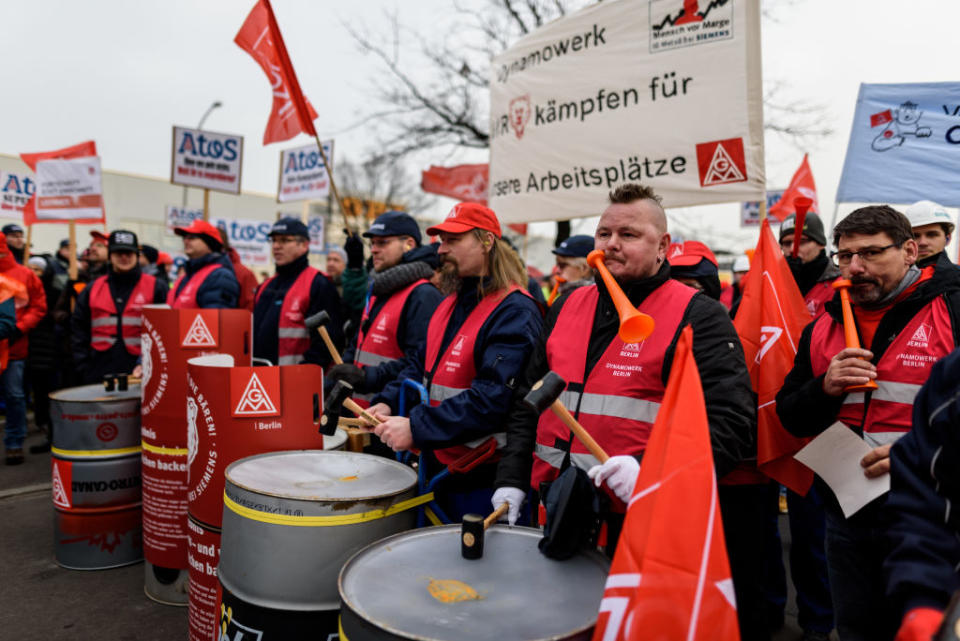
[491,486,526,525]
[587,455,640,503]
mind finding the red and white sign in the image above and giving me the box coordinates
[231,369,281,417]
[489,0,764,223]
[34,157,105,221]
[180,311,220,349]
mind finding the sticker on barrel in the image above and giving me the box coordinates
[180,310,219,349]
[52,459,73,508]
[230,368,281,418]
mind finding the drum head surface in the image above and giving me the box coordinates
[51,384,141,402]
[225,450,416,501]
[340,525,609,640]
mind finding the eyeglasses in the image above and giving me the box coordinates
[831,243,900,266]
[270,236,301,245]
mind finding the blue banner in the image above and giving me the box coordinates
[836,82,960,206]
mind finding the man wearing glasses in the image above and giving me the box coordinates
[253,217,343,366]
[776,205,960,641]
[326,211,442,404]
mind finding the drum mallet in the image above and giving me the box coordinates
[461,503,509,560]
[304,310,343,365]
[320,380,380,436]
[522,371,609,465]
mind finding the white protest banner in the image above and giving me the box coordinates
[837,83,960,206]
[35,157,105,222]
[170,126,244,194]
[277,140,333,203]
[489,0,764,223]
[0,172,33,220]
[165,205,204,235]
[210,217,272,267]
[741,190,784,227]
[308,215,326,254]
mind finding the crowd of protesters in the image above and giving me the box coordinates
[2,189,960,641]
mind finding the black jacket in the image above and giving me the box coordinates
[71,267,168,384]
[776,253,960,440]
[253,254,343,367]
[495,262,756,490]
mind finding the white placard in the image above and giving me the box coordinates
[277,141,333,203]
[35,157,104,221]
[211,217,272,268]
[170,126,244,194]
[489,0,765,223]
[308,215,326,254]
[740,190,784,227]
[794,422,891,518]
[165,205,204,235]
[0,171,33,220]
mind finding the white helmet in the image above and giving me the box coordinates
[904,200,955,234]
[732,255,750,273]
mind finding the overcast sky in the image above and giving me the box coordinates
[2,0,959,255]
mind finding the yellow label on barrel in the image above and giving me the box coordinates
[339,475,359,482]
[427,578,483,603]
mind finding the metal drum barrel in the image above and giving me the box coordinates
[50,383,143,570]
[339,525,610,641]
[216,450,421,640]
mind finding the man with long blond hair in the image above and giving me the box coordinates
[367,202,543,520]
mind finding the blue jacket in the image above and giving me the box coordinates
[373,277,543,450]
[885,347,960,617]
[253,254,343,367]
[0,298,15,340]
[173,252,239,309]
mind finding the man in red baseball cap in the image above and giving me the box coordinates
[169,220,239,308]
[667,240,722,300]
[366,201,543,520]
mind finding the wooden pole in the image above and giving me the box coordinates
[312,135,357,233]
[759,198,767,222]
[202,188,210,222]
[68,221,78,280]
[301,199,310,224]
[25,224,32,258]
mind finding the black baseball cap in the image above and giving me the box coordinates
[780,212,827,246]
[268,217,309,239]
[552,235,594,258]
[1,224,23,235]
[363,211,422,245]
[108,230,139,253]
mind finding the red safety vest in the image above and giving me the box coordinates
[423,285,525,465]
[356,279,430,369]
[719,285,735,311]
[255,266,319,365]
[89,274,157,356]
[809,296,954,447]
[531,280,697,490]
[167,263,223,309]
[805,279,837,320]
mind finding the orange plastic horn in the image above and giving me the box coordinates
[586,250,655,343]
[791,197,814,259]
[546,276,566,307]
[832,278,878,392]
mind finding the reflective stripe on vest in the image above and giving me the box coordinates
[423,285,526,465]
[531,280,697,490]
[257,266,320,366]
[355,279,430,371]
[168,263,222,308]
[89,274,157,355]
[809,295,954,441]
[535,442,601,472]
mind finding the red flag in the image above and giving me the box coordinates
[733,219,814,495]
[870,110,893,127]
[235,0,318,145]
[592,326,740,641]
[767,154,819,222]
[420,163,527,234]
[19,140,101,225]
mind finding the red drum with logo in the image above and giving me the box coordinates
[140,306,251,604]
[187,516,222,641]
[49,383,143,570]
[184,355,332,529]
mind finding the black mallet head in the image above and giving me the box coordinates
[319,380,354,436]
[523,371,567,414]
[304,310,331,332]
[461,513,485,560]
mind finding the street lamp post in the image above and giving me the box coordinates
[181,101,222,207]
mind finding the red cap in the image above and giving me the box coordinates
[174,219,223,246]
[667,241,717,267]
[426,202,502,239]
[156,251,173,266]
[89,230,109,245]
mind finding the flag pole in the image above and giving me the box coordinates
[25,224,32,258]
[311,135,358,233]
[202,188,210,222]
[759,199,767,222]
[68,221,78,280]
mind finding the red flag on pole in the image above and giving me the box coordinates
[19,140,101,225]
[420,163,527,234]
[733,219,814,495]
[235,0,318,145]
[592,326,740,641]
[767,154,819,222]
